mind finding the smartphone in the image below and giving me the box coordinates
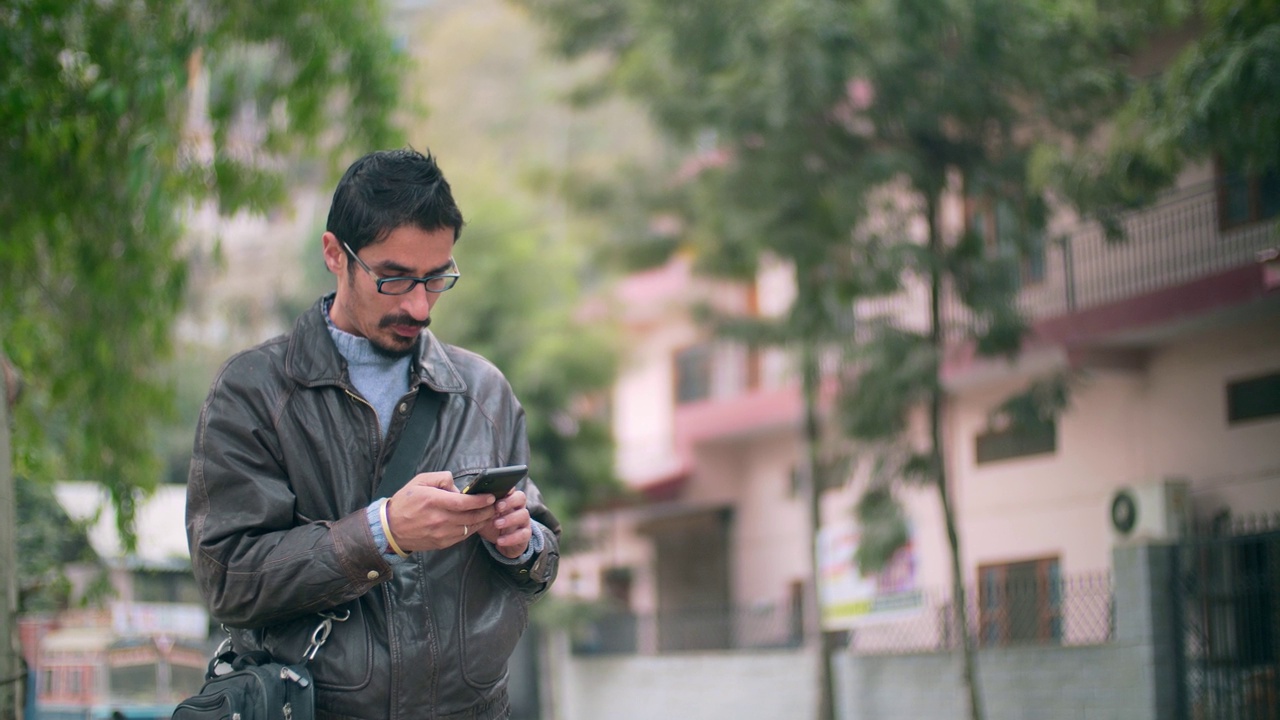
[461,464,528,497]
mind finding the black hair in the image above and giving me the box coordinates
[325,148,464,253]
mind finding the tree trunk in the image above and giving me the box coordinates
[0,354,20,720]
[801,341,837,720]
[926,196,984,720]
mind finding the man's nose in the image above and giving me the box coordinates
[401,282,434,321]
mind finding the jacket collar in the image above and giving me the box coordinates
[285,294,468,394]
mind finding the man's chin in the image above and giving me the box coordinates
[370,334,419,359]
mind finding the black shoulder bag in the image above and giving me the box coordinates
[171,611,345,720]
[174,390,442,720]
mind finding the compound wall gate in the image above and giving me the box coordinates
[1174,522,1280,720]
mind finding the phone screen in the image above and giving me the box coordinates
[462,464,528,497]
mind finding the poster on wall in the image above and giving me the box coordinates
[817,520,923,630]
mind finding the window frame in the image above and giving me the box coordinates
[673,343,714,405]
[1226,370,1280,425]
[977,556,1063,647]
[964,195,1048,287]
[1216,159,1280,231]
[974,417,1057,465]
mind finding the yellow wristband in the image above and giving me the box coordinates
[379,498,410,559]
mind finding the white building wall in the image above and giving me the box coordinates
[1143,314,1280,516]
[941,311,1280,589]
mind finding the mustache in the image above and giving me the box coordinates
[379,314,431,330]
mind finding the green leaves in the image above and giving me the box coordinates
[431,192,622,520]
[1,0,402,551]
[853,486,911,575]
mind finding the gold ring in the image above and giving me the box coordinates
[463,525,469,537]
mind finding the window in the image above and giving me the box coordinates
[1227,371,1280,425]
[674,344,713,404]
[966,196,1047,286]
[975,417,1056,465]
[978,557,1062,647]
[1217,161,1280,230]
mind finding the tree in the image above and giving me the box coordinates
[1063,0,1280,210]
[430,190,621,520]
[517,1,1168,718]
[249,0,628,523]
[0,2,402,715]
[15,476,104,613]
[0,0,400,545]
[1144,0,1280,169]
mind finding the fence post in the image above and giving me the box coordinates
[1113,542,1182,720]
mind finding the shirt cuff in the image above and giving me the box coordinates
[366,501,406,563]
[485,520,546,566]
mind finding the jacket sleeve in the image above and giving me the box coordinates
[186,355,390,629]
[495,397,561,595]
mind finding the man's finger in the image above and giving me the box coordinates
[494,490,527,515]
[408,471,458,492]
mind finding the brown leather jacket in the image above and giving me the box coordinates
[186,296,560,720]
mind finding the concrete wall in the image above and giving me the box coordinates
[839,640,1152,717]
[835,643,1151,720]
[834,543,1179,720]
[548,545,1178,720]
[546,635,816,720]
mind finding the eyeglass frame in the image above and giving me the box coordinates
[341,240,461,295]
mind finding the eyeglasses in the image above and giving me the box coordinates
[342,241,460,295]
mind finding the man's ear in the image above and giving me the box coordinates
[321,231,345,275]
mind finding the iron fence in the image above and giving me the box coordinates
[846,571,1113,655]
[1175,515,1280,720]
[570,601,803,656]
[569,571,1112,656]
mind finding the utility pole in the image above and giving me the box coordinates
[0,355,20,720]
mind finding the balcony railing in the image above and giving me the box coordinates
[859,182,1279,339]
[1020,183,1276,320]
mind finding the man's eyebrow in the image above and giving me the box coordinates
[373,257,456,276]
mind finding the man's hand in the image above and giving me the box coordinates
[385,471,496,552]
[477,490,533,560]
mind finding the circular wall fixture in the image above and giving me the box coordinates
[1111,489,1137,534]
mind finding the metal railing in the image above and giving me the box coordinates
[846,571,1114,655]
[858,182,1279,338]
[1176,516,1280,720]
[568,571,1113,656]
[571,602,804,656]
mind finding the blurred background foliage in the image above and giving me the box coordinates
[2,0,1275,624]
[1,0,402,548]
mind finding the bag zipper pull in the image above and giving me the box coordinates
[280,666,310,687]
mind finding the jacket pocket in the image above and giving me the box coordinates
[457,545,530,690]
[258,601,374,693]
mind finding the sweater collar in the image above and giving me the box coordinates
[285,294,467,393]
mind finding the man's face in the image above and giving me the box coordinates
[323,224,457,357]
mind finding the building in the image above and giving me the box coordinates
[19,484,210,720]
[550,129,1280,720]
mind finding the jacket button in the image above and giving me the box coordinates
[367,570,380,580]
[398,402,408,414]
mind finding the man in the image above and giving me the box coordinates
[186,148,560,720]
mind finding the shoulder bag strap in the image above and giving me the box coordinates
[375,388,443,499]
